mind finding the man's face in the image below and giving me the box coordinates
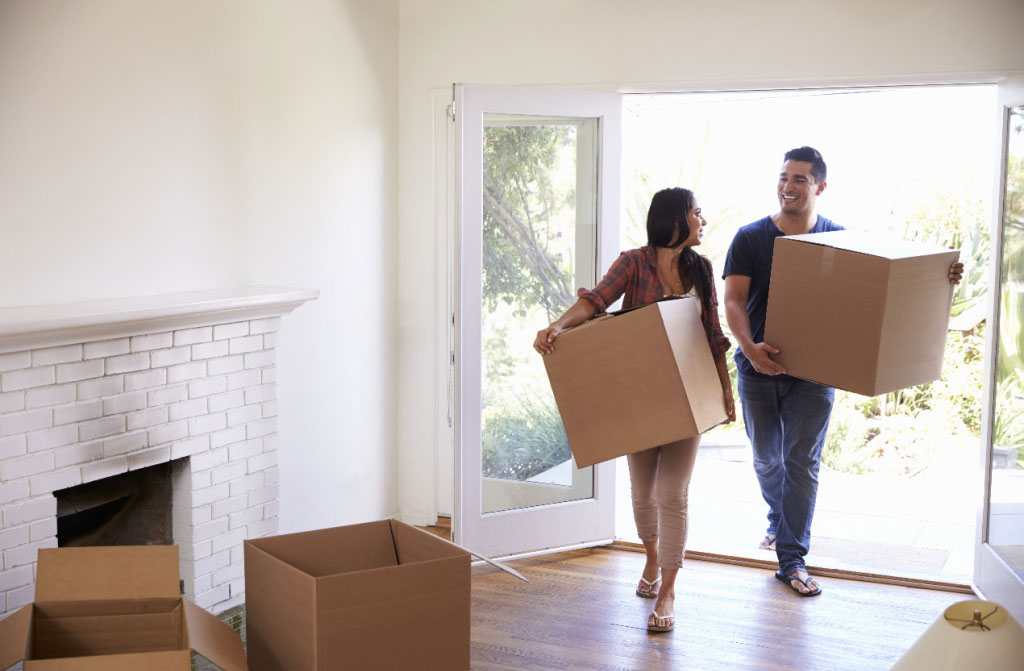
[777,160,826,215]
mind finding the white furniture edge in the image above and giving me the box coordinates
[0,285,320,354]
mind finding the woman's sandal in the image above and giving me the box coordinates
[647,610,674,633]
[636,576,661,599]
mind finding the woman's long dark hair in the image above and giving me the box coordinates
[646,187,715,316]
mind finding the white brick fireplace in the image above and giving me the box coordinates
[0,286,317,616]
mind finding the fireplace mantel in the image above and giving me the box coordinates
[0,286,319,354]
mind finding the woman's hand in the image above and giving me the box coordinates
[723,390,736,423]
[533,325,563,355]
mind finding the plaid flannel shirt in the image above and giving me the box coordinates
[577,246,731,360]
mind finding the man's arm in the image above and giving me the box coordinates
[723,275,786,376]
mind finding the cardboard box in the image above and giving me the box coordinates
[765,230,960,396]
[542,296,728,468]
[244,518,470,671]
[0,545,248,671]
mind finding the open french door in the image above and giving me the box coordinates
[975,74,1024,622]
[452,84,620,557]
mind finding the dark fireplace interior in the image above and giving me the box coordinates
[56,462,174,547]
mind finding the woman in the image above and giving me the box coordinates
[533,187,735,633]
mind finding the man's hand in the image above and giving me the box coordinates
[949,261,964,285]
[744,342,786,376]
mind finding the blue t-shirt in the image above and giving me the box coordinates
[722,215,844,379]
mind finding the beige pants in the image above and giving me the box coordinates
[627,437,700,570]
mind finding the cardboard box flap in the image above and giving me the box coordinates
[785,230,952,260]
[183,600,248,671]
[0,605,31,670]
[24,650,191,670]
[249,520,398,577]
[35,546,180,602]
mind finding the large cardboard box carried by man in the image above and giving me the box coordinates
[765,230,960,397]
[0,545,248,670]
[542,296,727,468]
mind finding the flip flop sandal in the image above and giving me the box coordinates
[636,576,661,599]
[758,534,776,551]
[775,569,822,597]
[647,611,674,633]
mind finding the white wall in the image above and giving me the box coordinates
[0,0,400,532]
[395,0,1024,523]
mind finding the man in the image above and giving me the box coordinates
[722,146,962,597]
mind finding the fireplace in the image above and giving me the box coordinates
[0,286,317,616]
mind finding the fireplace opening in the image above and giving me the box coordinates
[56,462,174,547]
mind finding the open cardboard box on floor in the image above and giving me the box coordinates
[0,545,247,671]
[542,296,727,468]
[765,230,960,397]
[244,518,472,671]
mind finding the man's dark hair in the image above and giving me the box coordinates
[784,146,827,183]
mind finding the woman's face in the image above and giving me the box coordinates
[678,199,706,247]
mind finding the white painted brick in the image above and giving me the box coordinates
[248,517,278,538]
[214,322,249,341]
[226,405,261,428]
[29,468,81,495]
[188,413,226,436]
[227,439,262,462]
[148,385,189,408]
[261,400,278,419]
[0,565,33,592]
[178,540,212,563]
[229,473,263,497]
[55,359,104,384]
[79,415,125,441]
[192,340,229,360]
[262,368,277,384]
[229,335,262,355]
[126,406,168,431]
[148,421,188,446]
[247,452,277,474]
[53,400,102,426]
[0,453,54,481]
[212,494,248,519]
[130,332,173,352]
[263,500,279,519]
[170,436,210,460]
[207,355,245,376]
[81,456,128,483]
[213,561,245,586]
[102,390,147,416]
[226,369,260,391]
[262,467,279,486]
[244,350,275,369]
[187,574,213,596]
[0,481,30,505]
[190,447,228,473]
[29,517,56,542]
[212,528,247,555]
[128,446,171,471]
[3,497,56,528]
[189,377,227,400]
[0,409,52,438]
[211,461,247,486]
[245,419,276,440]
[84,338,130,359]
[0,391,24,414]
[173,326,212,346]
[210,426,246,449]
[32,344,83,367]
[229,506,261,530]
[172,504,212,527]
[195,584,230,610]
[25,383,77,409]
[263,332,279,349]
[192,505,213,526]
[244,384,276,405]
[55,440,103,468]
[0,527,29,552]
[26,424,78,452]
[5,537,56,569]
[191,518,229,542]
[167,361,207,384]
[168,398,207,421]
[193,549,231,578]
[249,483,278,507]
[208,390,244,414]
[124,368,166,392]
[0,435,26,460]
[0,352,30,373]
[150,346,191,368]
[7,582,35,609]
[250,317,281,334]
[2,366,55,392]
[106,352,150,375]
[189,469,212,490]
[103,431,147,457]
[221,589,245,611]
[78,374,123,400]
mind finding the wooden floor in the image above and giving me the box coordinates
[469,546,960,671]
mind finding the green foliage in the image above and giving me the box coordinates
[481,394,571,481]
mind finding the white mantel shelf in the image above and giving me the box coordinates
[0,285,319,354]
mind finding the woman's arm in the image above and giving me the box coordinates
[714,353,736,423]
[533,298,596,354]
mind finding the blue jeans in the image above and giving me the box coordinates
[738,371,834,576]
